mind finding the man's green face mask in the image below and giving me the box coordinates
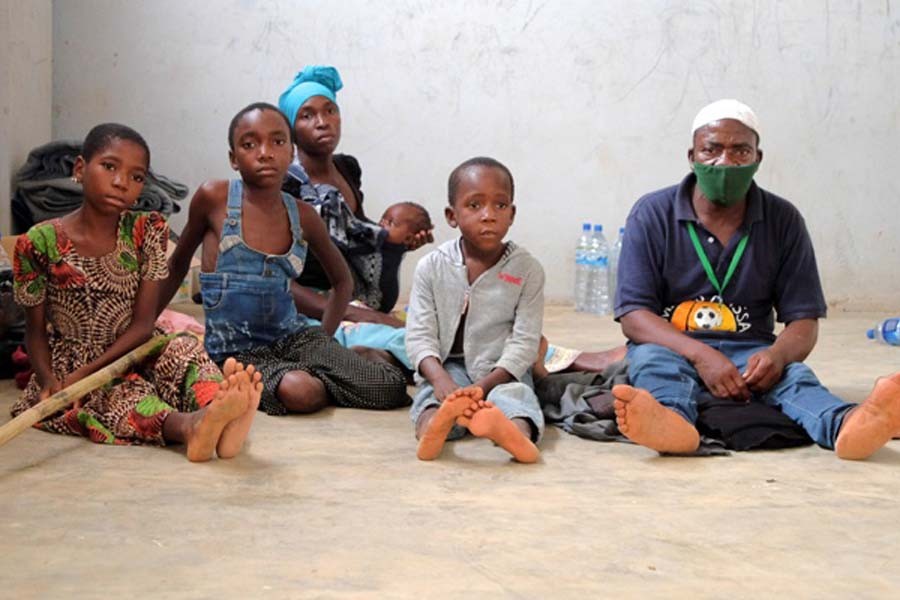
[692,162,759,207]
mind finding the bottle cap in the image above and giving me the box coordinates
[619,227,625,234]
[582,223,591,231]
[866,329,875,339]
[593,224,603,232]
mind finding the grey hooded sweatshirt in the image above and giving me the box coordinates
[405,238,545,383]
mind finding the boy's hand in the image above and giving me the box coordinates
[433,375,460,403]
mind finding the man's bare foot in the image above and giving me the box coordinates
[217,362,263,459]
[185,377,249,462]
[572,346,628,373]
[613,384,700,453]
[464,400,540,463]
[416,386,484,461]
[835,374,900,460]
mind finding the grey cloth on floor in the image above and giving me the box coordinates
[12,140,186,233]
[536,361,729,457]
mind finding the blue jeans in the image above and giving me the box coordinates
[409,359,545,443]
[626,340,854,449]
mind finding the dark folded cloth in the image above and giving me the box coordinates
[12,139,186,232]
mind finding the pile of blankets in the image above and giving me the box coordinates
[11,140,188,233]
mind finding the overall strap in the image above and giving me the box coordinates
[282,192,304,245]
[217,180,245,255]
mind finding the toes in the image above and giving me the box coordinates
[612,384,637,401]
[223,357,237,377]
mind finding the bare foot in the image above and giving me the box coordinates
[464,400,540,463]
[217,362,263,459]
[416,386,484,461]
[835,374,900,460]
[613,384,700,453]
[572,345,628,373]
[185,377,249,462]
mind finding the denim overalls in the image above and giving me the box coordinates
[200,180,309,363]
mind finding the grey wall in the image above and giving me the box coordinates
[51,0,900,309]
[1,0,52,236]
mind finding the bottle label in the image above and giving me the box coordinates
[884,318,900,345]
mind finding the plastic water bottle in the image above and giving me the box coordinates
[866,318,900,346]
[588,224,610,315]
[609,226,624,307]
[574,223,592,312]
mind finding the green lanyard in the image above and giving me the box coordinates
[686,222,749,298]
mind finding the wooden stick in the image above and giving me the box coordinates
[0,334,174,447]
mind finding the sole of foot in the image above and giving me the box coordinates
[465,401,540,464]
[612,384,700,454]
[835,375,900,460]
[185,375,250,462]
[416,386,484,461]
[217,361,263,459]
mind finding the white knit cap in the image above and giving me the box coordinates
[691,99,759,137]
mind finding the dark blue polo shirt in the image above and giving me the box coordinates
[614,173,827,343]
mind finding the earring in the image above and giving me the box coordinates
[71,175,81,184]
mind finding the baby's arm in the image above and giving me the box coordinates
[295,201,353,335]
[157,182,217,314]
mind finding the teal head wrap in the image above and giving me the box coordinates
[278,65,344,128]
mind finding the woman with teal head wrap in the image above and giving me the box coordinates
[277,65,343,131]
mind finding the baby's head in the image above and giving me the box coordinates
[379,202,433,245]
[445,157,515,251]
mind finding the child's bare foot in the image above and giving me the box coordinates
[835,374,900,460]
[613,384,700,453]
[217,362,262,459]
[465,401,540,463]
[185,378,249,462]
[416,387,484,461]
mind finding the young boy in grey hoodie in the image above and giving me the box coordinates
[406,157,545,463]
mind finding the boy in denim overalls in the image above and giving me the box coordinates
[161,103,409,415]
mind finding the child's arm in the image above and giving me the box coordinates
[156,182,216,314]
[14,235,61,398]
[295,201,353,335]
[291,285,404,327]
[22,303,60,399]
[405,254,459,401]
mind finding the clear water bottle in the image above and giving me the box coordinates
[866,318,900,346]
[574,223,592,312]
[588,224,610,315]
[609,226,624,308]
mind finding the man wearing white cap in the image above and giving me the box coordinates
[611,99,900,459]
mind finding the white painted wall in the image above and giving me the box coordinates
[52,0,900,309]
[1,0,52,236]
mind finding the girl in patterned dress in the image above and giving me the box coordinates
[11,123,260,462]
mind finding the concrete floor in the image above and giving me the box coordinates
[1,307,899,598]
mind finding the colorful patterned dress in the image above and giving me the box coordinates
[11,211,223,445]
